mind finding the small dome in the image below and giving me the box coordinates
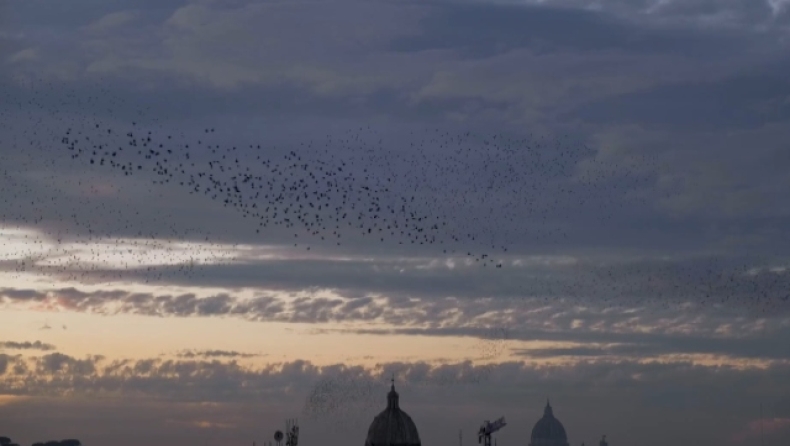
[364,378,421,446]
[529,400,569,446]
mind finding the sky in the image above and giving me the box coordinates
[1,0,790,445]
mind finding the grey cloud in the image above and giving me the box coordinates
[574,119,790,225]
[521,346,607,358]
[174,349,260,359]
[515,334,790,361]
[570,74,790,131]
[16,250,788,310]
[5,250,790,314]
[637,0,788,26]
[10,0,177,31]
[0,75,416,122]
[0,354,10,375]
[0,353,787,412]
[389,2,752,59]
[0,288,46,300]
[0,341,56,351]
[82,11,140,33]
[503,0,790,29]
[36,352,103,375]
[3,282,790,363]
[341,323,790,362]
[14,0,429,92]
[8,0,771,128]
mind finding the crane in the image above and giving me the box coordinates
[478,417,506,446]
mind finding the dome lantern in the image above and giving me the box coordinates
[387,374,400,410]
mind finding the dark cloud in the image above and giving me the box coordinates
[637,0,789,26]
[9,0,175,31]
[1,352,788,408]
[36,352,102,375]
[174,349,261,359]
[4,247,787,310]
[0,354,11,375]
[514,332,790,361]
[0,288,45,300]
[490,0,790,30]
[0,75,425,124]
[3,282,789,364]
[0,341,56,351]
[570,74,790,131]
[341,323,790,362]
[389,2,754,59]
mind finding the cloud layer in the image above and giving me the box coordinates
[1,352,790,446]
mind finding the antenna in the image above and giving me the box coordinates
[286,418,300,446]
[460,430,462,446]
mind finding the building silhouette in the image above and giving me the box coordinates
[360,385,599,446]
[528,400,570,446]
[365,378,421,446]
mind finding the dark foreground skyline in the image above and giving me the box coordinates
[0,439,81,446]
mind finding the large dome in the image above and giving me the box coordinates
[364,380,421,446]
[528,400,569,446]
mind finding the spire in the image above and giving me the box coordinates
[387,373,399,410]
[544,398,553,417]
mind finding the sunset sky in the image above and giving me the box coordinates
[1,1,790,446]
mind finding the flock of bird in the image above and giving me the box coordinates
[302,374,381,431]
[1,75,788,311]
[53,112,661,262]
